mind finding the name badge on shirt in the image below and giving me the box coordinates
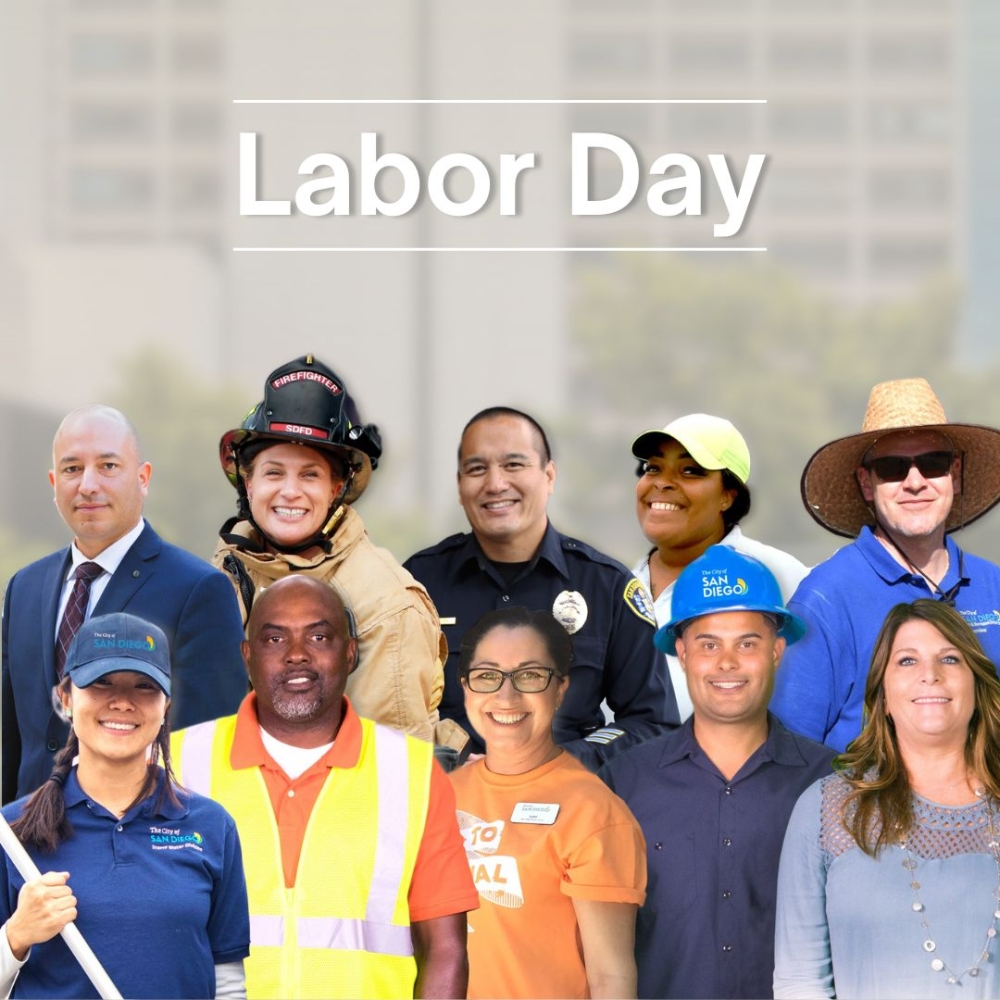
[510,802,560,825]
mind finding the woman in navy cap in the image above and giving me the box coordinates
[0,613,250,999]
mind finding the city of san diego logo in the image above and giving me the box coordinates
[701,571,748,598]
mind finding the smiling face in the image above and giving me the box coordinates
[675,610,785,730]
[457,415,556,562]
[244,576,358,746]
[461,624,568,771]
[882,618,976,751]
[856,429,960,545]
[635,439,737,556]
[62,670,168,767]
[49,408,151,559]
[245,442,344,551]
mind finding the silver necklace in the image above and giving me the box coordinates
[900,789,1000,985]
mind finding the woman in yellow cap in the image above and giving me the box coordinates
[631,413,808,719]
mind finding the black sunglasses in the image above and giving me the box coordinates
[863,450,954,483]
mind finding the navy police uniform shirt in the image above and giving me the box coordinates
[405,521,679,770]
[600,714,835,1000]
[0,768,249,998]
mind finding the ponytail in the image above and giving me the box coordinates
[10,688,183,853]
[10,734,78,853]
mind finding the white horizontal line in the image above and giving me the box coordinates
[232,246,767,253]
[233,99,767,105]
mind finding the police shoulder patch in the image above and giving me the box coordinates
[623,578,656,626]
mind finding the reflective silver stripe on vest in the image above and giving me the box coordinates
[250,914,286,947]
[179,721,217,797]
[297,916,413,955]
[366,725,410,925]
[293,726,414,957]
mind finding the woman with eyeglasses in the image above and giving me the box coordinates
[631,413,808,719]
[449,607,646,999]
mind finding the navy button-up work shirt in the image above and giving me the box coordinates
[601,714,835,999]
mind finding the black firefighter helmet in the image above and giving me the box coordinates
[219,355,382,518]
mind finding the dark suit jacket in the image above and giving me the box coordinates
[2,522,248,802]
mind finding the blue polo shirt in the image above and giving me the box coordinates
[771,526,1000,751]
[1,768,249,999]
[405,521,679,769]
[600,714,835,1000]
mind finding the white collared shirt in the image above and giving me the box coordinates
[53,518,146,642]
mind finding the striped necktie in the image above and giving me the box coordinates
[55,561,104,677]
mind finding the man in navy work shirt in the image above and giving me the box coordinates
[601,546,834,1000]
[405,406,678,770]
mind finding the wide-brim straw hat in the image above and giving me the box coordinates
[801,378,1000,537]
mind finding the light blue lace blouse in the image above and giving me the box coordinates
[775,773,1000,999]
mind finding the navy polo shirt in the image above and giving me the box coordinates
[1,768,249,999]
[406,522,679,769]
[600,714,835,1000]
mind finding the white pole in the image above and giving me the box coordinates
[0,815,122,999]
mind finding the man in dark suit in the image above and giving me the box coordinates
[2,404,248,803]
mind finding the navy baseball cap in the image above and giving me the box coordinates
[65,613,171,696]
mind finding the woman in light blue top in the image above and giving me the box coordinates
[774,599,1000,999]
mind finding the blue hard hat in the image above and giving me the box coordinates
[655,545,806,652]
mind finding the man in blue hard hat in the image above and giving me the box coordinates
[600,546,835,1000]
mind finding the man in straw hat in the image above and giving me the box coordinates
[771,377,1000,751]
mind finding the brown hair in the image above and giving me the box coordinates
[10,678,183,853]
[239,438,348,481]
[837,599,1000,856]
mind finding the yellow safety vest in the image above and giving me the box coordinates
[173,714,433,999]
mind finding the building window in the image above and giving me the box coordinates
[870,236,949,275]
[71,103,152,143]
[768,166,850,212]
[71,33,152,77]
[869,101,951,142]
[171,103,222,143]
[869,168,950,209]
[665,105,752,141]
[667,33,749,75]
[569,32,651,77]
[771,102,850,143]
[170,168,220,210]
[71,166,154,209]
[769,34,850,75]
[869,34,950,75]
[172,34,223,75]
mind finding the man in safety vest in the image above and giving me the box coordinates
[172,575,477,999]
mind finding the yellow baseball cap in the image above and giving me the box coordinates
[631,413,751,484]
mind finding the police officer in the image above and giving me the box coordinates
[405,406,679,769]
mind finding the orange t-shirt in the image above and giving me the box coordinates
[230,694,478,921]
[449,751,646,999]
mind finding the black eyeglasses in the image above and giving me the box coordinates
[863,451,954,483]
[464,667,560,694]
